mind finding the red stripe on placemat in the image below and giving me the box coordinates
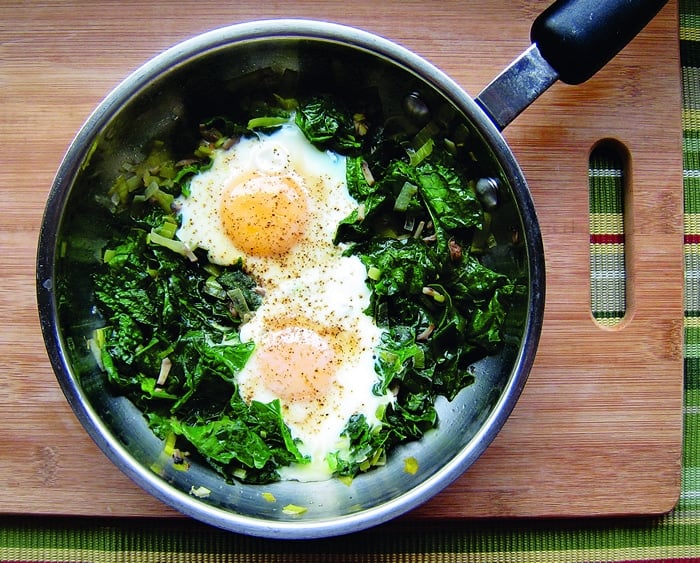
[590,233,625,244]
[685,234,700,244]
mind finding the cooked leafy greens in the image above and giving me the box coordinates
[89,92,524,484]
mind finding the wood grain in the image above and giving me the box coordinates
[0,0,683,519]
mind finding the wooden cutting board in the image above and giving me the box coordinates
[0,0,683,520]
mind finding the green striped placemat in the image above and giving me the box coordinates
[589,145,626,326]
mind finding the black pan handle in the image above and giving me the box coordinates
[531,0,669,85]
[476,0,669,130]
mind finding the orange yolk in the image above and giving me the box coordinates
[256,327,337,404]
[221,172,309,256]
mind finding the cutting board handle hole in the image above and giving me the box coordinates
[589,139,629,328]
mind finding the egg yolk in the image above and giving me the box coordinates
[221,172,309,256]
[256,327,337,404]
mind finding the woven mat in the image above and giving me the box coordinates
[2,1,699,561]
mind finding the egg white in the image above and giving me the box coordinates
[175,121,393,481]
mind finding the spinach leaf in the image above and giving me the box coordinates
[171,398,306,481]
[295,96,362,153]
[357,237,440,298]
[147,397,308,484]
[174,415,272,468]
[414,162,483,234]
